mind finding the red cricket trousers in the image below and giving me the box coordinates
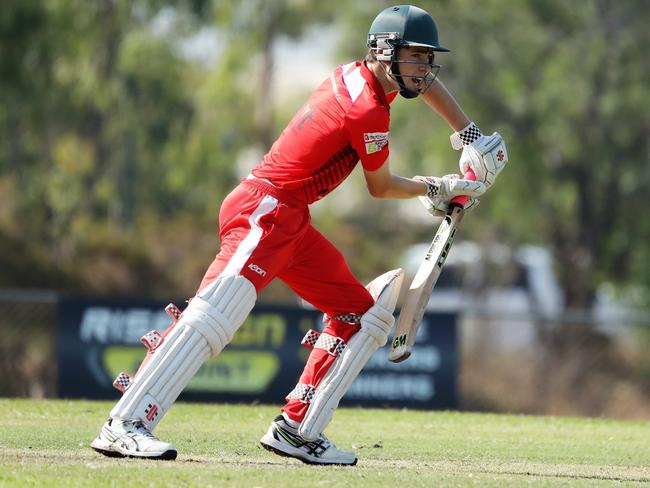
[197,179,374,422]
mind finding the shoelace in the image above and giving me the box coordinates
[276,418,341,453]
[128,421,155,438]
[318,434,333,449]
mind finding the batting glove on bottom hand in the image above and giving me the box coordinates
[414,174,485,217]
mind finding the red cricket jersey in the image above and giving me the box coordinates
[251,61,398,204]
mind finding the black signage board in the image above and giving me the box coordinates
[58,297,456,409]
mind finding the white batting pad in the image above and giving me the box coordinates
[365,268,403,311]
[110,275,256,429]
[298,269,403,440]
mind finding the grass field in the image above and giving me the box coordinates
[0,399,648,487]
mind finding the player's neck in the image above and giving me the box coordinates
[367,60,399,97]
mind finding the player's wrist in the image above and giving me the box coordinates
[450,121,483,150]
[413,176,439,198]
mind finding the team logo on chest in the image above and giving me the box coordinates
[364,131,389,154]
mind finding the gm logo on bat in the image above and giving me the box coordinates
[392,333,407,349]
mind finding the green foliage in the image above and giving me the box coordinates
[0,0,648,307]
[338,0,650,306]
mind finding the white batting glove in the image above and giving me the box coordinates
[414,174,485,217]
[450,122,508,190]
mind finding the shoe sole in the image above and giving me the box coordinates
[91,439,177,460]
[260,438,357,466]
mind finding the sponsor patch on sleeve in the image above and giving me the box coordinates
[364,131,389,154]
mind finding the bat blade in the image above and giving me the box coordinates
[388,206,464,363]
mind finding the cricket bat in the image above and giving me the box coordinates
[388,169,476,363]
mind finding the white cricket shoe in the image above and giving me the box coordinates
[260,415,357,466]
[91,418,177,460]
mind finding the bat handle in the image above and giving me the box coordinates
[449,168,477,209]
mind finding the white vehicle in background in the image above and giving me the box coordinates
[402,241,639,349]
[403,241,562,315]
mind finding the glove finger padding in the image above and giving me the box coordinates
[418,194,480,216]
[415,175,484,216]
[445,175,486,198]
[459,132,508,189]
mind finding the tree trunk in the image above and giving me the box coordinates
[255,0,281,150]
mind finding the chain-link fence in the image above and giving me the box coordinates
[0,290,58,398]
[1,289,649,419]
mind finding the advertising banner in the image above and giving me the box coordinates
[58,297,456,409]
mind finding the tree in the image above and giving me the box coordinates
[336,0,650,310]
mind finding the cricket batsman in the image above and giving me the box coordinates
[91,4,508,465]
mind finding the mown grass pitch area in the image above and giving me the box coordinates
[0,399,648,487]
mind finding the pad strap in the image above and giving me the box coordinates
[326,313,362,324]
[113,372,132,393]
[286,383,316,403]
[301,329,347,357]
[140,330,164,352]
[165,303,182,323]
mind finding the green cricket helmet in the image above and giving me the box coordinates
[367,5,448,98]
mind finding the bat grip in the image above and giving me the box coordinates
[449,168,477,209]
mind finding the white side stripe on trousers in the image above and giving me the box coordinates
[220,195,278,278]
